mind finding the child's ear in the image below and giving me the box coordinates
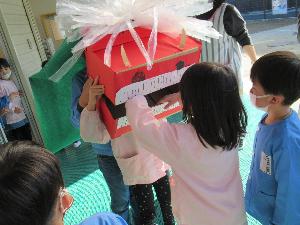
[59,192,74,215]
[271,95,285,105]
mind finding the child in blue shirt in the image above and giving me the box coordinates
[245,51,300,225]
[79,212,127,225]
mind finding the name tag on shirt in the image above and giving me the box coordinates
[260,151,272,175]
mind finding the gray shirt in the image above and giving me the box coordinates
[196,4,252,47]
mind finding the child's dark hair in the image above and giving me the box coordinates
[195,0,226,20]
[0,141,64,225]
[0,58,10,68]
[213,0,226,9]
[250,51,300,105]
[180,63,247,150]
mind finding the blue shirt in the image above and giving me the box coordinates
[0,96,10,127]
[70,69,113,156]
[78,212,128,225]
[245,110,300,225]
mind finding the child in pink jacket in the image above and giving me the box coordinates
[126,63,248,225]
[80,78,175,225]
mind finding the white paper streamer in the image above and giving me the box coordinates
[50,0,221,82]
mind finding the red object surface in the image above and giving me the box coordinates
[86,28,202,139]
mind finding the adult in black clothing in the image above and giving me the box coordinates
[196,0,257,90]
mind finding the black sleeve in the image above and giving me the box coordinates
[77,103,84,113]
[195,8,215,20]
[223,5,252,46]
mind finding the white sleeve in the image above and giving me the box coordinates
[80,108,111,144]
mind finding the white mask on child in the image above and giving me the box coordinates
[250,92,271,112]
[1,71,11,80]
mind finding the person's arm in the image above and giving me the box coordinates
[158,92,181,110]
[70,70,88,128]
[7,92,24,114]
[0,86,9,107]
[80,78,110,144]
[242,45,257,64]
[126,95,182,164]
[224,5,257,63]
[80,108,111,144]
[272,141,300,224]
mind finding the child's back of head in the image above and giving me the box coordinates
[250,51,300,106]
[180,63,247,150]
[0,141,64,225]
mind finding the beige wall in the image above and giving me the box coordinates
[0,48,4,58]
[28,0,56,40]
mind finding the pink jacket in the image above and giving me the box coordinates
[80,108,169,185]
[126,95,247,225]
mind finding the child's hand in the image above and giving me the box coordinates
[18,90,24,96]
[79,78,93,108]
[14,107,22,114]
[0,108,9,116]
[158,92,181,110]
[86,77,105,111]
[9,92,20,100]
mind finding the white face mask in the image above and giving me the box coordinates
[250,92,271,112]
[1,71,11,80]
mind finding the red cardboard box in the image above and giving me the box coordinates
[99,94,183,139]
[86,28,201,138]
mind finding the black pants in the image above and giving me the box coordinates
[130,175,175,225]
[7,123,32,141]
